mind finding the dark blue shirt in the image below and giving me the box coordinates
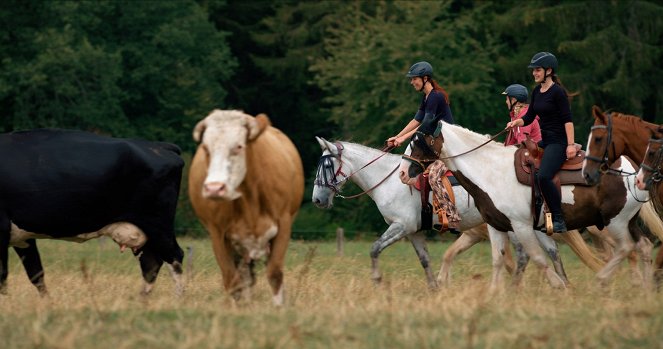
[415,90,454,134]
[521,84,572,146]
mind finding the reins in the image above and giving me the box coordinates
[404,127,510,171]
[439,128,510,160]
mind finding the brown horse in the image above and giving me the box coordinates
[636,136,663,193]
[581,105,663,287]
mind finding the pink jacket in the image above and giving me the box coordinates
[505,105,542,146]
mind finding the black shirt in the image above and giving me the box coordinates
[415,90,454,134]
[521,83,572,146]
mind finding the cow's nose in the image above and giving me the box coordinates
[204,182,226,196]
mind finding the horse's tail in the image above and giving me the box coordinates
[639,201,663,242]
[558,229,605,272]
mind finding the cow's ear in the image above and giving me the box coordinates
[193,119,207,143]
[247,113,271,140]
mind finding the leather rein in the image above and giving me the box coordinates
[314,142,398,199]
[403,127,511,172]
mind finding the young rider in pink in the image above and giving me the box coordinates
[502,84,542,146]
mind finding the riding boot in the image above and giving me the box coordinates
[552,213,567,233]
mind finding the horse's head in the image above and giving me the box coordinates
[399,129,443,185]
[582,105,615,185]
[312,136,348,208]
[636,131,663,190]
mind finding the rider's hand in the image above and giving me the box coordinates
[506,119,523,129]
[566,144,577,159]
[387,136,400,147]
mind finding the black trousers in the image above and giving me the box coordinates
[536,143,566,216]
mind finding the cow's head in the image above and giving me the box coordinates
[193,109,270,200]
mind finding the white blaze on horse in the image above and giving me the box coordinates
[400,121,658,291]
[311,137,600,289]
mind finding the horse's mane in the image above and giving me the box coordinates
[609,111,660,134]
[337,140,401,161]
[445,123,504,150]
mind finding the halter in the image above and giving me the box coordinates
[584,112,635,177]
[314,142,397,199]
[639,138,663,187]
[585,112,613,173]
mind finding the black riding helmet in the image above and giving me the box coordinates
[406,61,433,78]
[528,52,558,71]
[501,84,528,103]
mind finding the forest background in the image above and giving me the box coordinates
[1,0,661,238]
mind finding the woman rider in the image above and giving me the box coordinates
[387,61,454,148]
[506,52,575,233]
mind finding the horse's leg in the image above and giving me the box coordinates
[507,231,529,288]
[627,250,644,286]
[586,226,614,262]
[510,222,565,289]
[437,228,484,287]
[596,223,635,287]
[634,236,654,290]
[534,230,569,286]
[654,247,663,291]
[406,231,437,290]
[486,225,509,293]
[370,222,409,285]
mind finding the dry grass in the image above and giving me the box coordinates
[1,237,662,349]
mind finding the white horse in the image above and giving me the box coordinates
[400,122,659,290]
[311,137,601,289]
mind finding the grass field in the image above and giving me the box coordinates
[1,237,662,349]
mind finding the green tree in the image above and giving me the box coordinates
[490,0,663,135]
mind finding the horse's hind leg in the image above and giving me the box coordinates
[511,223,565,289]
[507,231,529,288]
[437,228,483,287]
[534,230,569,286]
[407,231,437,290]
[486,225,509,293]
[370,222,409,286]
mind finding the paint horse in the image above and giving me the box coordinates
[401,121,657,291]
[311,137,601,289]
[583,105,663,286]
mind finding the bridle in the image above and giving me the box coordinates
[639,138,663,188]
[584,112,614,173]
[314,142,397,199]
[584,112,635,177]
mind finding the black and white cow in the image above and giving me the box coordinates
[0,129,185,296]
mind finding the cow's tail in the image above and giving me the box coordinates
[559,229,604,272]
[639,201,663,242]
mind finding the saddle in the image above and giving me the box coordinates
[514,137,588,187]
[513,136,588,231]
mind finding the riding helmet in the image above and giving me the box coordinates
[501,84,528,103]
[527,52,558,72]
[406,61,433,78]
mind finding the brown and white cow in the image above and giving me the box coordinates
[189,110,304,305]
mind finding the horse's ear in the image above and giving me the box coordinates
[316,136,328,150]
[592,105,606,123]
